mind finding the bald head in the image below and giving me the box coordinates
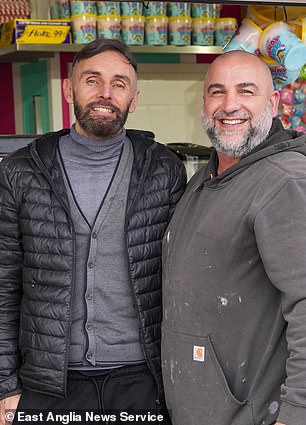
[201,50,280,162]
[204,50,275,96]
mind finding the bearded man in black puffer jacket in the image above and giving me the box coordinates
[0,39,186,423]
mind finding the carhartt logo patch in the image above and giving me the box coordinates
[193,345,205,362]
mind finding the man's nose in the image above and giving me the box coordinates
[98,84,112,99]
[222,92,241,113]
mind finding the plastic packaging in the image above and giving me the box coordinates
[120,2,143,17]
[50,1,60,19]
[212,4,223,19]
[289,18,306,43]
[71,14,97,44]
[145,16,168,45]
[169,16,192,45]
[191,3,213,18]
[70,1,96,16]
[58,0,70,18]
[96,2,120,16]
[168,2,191,18]
[192,17,215,46]
[247,6,306,29]
[214,18,237,47]
[97,15,121,40]
[224,18,262,54]
[121,16,145,45]
[260,54,300,88]
[143,2,167,17]
[259,21,306,71]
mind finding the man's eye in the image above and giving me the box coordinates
[211,90,224,95]
[87,79,98,84]
[114,83,125,89]
[241,89,253,95]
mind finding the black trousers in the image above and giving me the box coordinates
[12,364,171,425]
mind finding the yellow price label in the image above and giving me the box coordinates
[17,24,70,44]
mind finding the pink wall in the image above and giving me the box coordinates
[0,63,15,134]
[60,52,76,128]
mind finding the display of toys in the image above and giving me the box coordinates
[278,74,306,133]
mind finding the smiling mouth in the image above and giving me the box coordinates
[220,118,247,125]
[91,107,114,113]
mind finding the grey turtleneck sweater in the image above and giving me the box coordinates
[58,125,125,226]
[57,126,144,369]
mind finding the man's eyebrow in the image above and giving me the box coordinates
[207,83,224,93]
[237,82,259,90]
[114,74,131,84]
[79,70,131,84]
[80,70,101,78]
[207,82,259,93]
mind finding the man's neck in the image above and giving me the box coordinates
[217,152,240,175]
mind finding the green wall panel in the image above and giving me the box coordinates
[20,60,50,134]
[134,53,180,63]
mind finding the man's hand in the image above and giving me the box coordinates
[0,394,21,425]
[275,422,286,425]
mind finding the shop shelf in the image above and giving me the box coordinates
[0,43,224,62]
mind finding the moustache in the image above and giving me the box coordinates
[213,112,251,120]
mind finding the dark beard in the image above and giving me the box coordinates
[74,100,131,139]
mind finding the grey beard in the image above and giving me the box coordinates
[201,105,273,158]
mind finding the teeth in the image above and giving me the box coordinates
[92,107,113,113]
[222,119,245,125]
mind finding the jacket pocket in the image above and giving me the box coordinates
[161,324,255,425]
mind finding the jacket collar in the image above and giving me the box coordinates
[30,128,156,172]
[30,128,70,172]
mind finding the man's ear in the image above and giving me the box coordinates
[63,78,74,105]
[270,90,280,117]
[129,90,140,113]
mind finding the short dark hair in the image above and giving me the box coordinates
[71,39,138,74]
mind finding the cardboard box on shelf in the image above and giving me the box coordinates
[0,18,71,46]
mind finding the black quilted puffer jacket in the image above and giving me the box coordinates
[0,128,186,400]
